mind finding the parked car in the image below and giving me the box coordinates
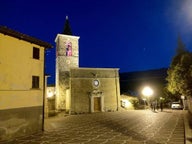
[171,102,183,110]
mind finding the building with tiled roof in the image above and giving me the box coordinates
[0,26,52,140]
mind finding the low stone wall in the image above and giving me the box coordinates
[0,106,43,141]
[187,99,192,114]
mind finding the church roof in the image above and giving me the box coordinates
[62,16,73,35]
[0,25,53,48]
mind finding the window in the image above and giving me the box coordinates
[32,76,39,88]
[66,42,72,56]
[33,47,40,59]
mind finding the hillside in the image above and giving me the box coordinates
[120,68,168,96]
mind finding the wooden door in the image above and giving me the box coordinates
[94,97,101,112]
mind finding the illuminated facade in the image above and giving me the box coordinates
[0,26,52,140]
[55,32,79,111]
[70,68,120,113]
[55,17,120,114]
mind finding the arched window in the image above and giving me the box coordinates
[66,42,72,56]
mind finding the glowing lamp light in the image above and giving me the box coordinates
[47,90,54,98]
[142,86,153,97]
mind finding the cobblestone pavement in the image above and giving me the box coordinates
[0,110,185,144]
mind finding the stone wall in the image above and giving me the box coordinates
[55,34,79,111]
[0,106,42,141]
[187,98,192,114]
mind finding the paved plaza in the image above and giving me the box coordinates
[0,110,186,144]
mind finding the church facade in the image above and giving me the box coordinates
[70,68,120,113]
[55,17,120,114]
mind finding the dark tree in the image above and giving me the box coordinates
[166,36,192,99]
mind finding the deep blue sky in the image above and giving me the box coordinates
[1,0,192,84]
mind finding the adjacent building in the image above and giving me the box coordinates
[0,26,52,140]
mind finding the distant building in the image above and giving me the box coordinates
[55,17,120,113]
[0,26,52,140]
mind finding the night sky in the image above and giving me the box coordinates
[1,0,192,84]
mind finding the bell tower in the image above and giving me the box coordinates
[55,16,80,111]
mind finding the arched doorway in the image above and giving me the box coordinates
[89,90,104,113]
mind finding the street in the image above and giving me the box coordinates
[1,110,185,144]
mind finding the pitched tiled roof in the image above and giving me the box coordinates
[0,25,53,49]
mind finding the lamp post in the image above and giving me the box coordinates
[142,98,147,109]
[181,95,185,110]
[142,86,153,109]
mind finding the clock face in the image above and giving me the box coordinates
[93,79,100,87]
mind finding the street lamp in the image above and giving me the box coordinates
[142,86,153,97]
[181,95,185,110]
[142,98,147,109]
[142,86,153,109]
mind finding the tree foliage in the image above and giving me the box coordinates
[166,36,192,99]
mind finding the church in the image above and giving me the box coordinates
[54,16,120,114]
